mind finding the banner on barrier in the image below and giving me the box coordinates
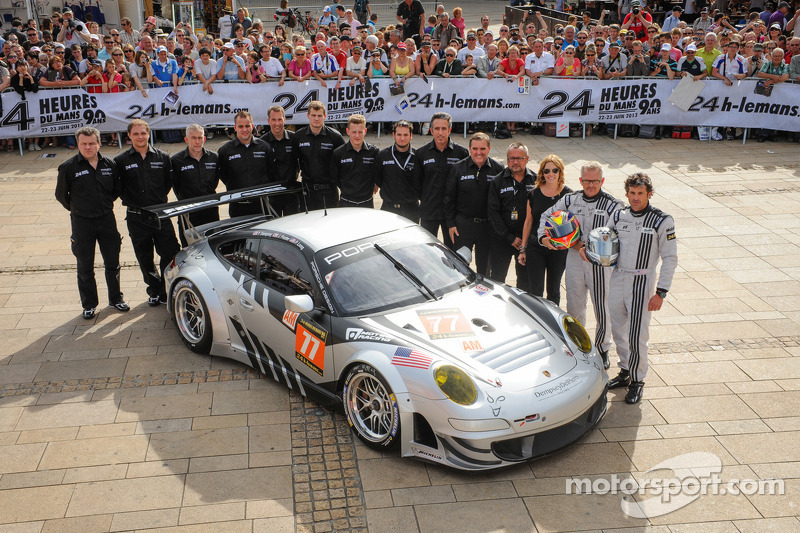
[1,77,798,138]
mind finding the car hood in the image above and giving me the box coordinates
[367,283,578,393]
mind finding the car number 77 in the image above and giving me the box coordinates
[425,314,460,333]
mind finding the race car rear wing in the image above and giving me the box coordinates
[142,183,303,244]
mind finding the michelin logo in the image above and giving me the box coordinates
[345,328,392,343]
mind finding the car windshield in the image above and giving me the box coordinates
[316,227,476,316]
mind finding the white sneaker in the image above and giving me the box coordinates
[33,144,41,151]
[421,122,430,135]
[28,144,35,151]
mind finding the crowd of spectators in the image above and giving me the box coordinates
[1,0,799,150]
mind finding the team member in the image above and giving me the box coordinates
[55,126,128,319]
[262,105,299,216]
[582,173,677,404]
[444,133,504,276]
[487,142,536,290]
[115,119,180,306]
[538,162,621,369]
[170,124,219,246]
[415,112,468,242]
[330,114,380,208]
[376,120,422,222]
[216,110,273,217]
[293,101,345,210]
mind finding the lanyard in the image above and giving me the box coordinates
[391,145,412,170]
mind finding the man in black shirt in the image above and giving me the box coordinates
[396,0,425,42]
[443,133,504,276]
[171,124,219,246]
[330,114,380,208]
[55,126,128,320]
[261,105,299,216]
[216,110,274,217]
[115,119,180,306]
[415,112,468,243]
[376,120,422,222]
[488,142,536,290]
[293,101,345,211]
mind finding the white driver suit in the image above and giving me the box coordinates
[606,204,677,382]
[537,190,621,353]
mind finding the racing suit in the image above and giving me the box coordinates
[606,204,677,382]
[416,138,469,243]
[538,190,621,353]
[293,125,346,211]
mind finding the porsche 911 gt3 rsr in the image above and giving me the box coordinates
[146,185,608,470]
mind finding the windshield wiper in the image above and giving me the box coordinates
[373,243,438,301]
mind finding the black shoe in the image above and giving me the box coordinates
[159,294,168,305]
[607,369,631,389]
[82,308,96,320]
[111,300,130,312]
[757,136,766,143]
[598,349,610,370]
[147,295,161,307]
[726,131,735,141]
[625,381,645,404]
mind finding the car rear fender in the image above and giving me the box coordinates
[167,266,229,349]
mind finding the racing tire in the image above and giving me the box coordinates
[171,279,212,354]
[342,363,401,450]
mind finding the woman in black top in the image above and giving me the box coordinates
[518,154,572,305]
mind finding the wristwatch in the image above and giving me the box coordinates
[656,288,668,299]
[519,246,527,253]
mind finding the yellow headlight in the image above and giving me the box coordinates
[434,365,477,405]
[563,315,592,353]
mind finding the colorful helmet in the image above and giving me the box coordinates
[586,227,620,267]
[544,211,581,249]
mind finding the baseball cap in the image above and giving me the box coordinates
[90,34,99,40]
[222,42,235,50]
[54,42,66,49]
[672,5,683,11]
[352,45,362,52]
[91,59,103,66]
[770,23,781,30]
[544,37,554,43]
[661,43,672,51]
[323,5,331,12]
[339,35,352,41]
[609,41,621,48]
[157,45,167,52]
[685,43,697,52]
[29,46,41,52]
[146,16,157,25]
[700,6,709,12]
[753,43,764,51]
[397,42,406,50]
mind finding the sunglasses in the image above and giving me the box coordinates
[542,168,560,174]
[446,53,455,57]
[296,52,305,55]
[586,53,596,56]
[563,51,574,54]
[113,52,123,56]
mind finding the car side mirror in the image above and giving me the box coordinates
[456,246,472,264]
[285,294,314,313]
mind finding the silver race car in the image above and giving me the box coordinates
[146,186,608,470]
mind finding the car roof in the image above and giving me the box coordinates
[250,208,419,250]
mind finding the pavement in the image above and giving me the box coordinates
[1,129,800,533]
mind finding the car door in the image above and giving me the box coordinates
[236,238,334,388]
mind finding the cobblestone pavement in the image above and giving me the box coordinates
[1,126,800,532]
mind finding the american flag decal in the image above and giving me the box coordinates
[391,347,433,369]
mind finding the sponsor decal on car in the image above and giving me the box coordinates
[462,339,483,353]
[514,413,540,426]
[474,284,491,296]
[345,327,392,343]
[417,308,474,340]
[295,317,328,376]
[486,392,506,417]
[410,446,443,461]
[391,347,433,370]
[282,310,299,331]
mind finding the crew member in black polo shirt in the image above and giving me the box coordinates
[261,105,299,216]
[376,120,422,222]
[330,114,380,208]
[293,101,345,211]
[171,124,219,246]
[443,132,504,276]
[55,126,129,320]
[216,110,273,217]
[415,111,468,243]
[115,119,180,306]
[487,142,536,290]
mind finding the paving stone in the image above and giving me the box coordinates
[15,400,118,430]
[109,509,180,531]
[182,467,292,506]
[39,435,148,470]
[65,476,186,517]
[0,485,73,523]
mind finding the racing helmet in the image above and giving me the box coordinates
[544,211,581,249]
[586,226,620,267]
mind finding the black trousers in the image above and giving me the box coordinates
[420,218,450,246]
[339,197,375,209]
[305,186,339,212]
[71,212,123,310]
[271,193,300,216]
[489,239,529,291]
[453,216,491,276]
[177,208,220,247]
[526,244,568,305]
[381,201,419,223]
[126,212,180,299]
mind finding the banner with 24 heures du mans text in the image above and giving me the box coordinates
[0,77,798,139]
